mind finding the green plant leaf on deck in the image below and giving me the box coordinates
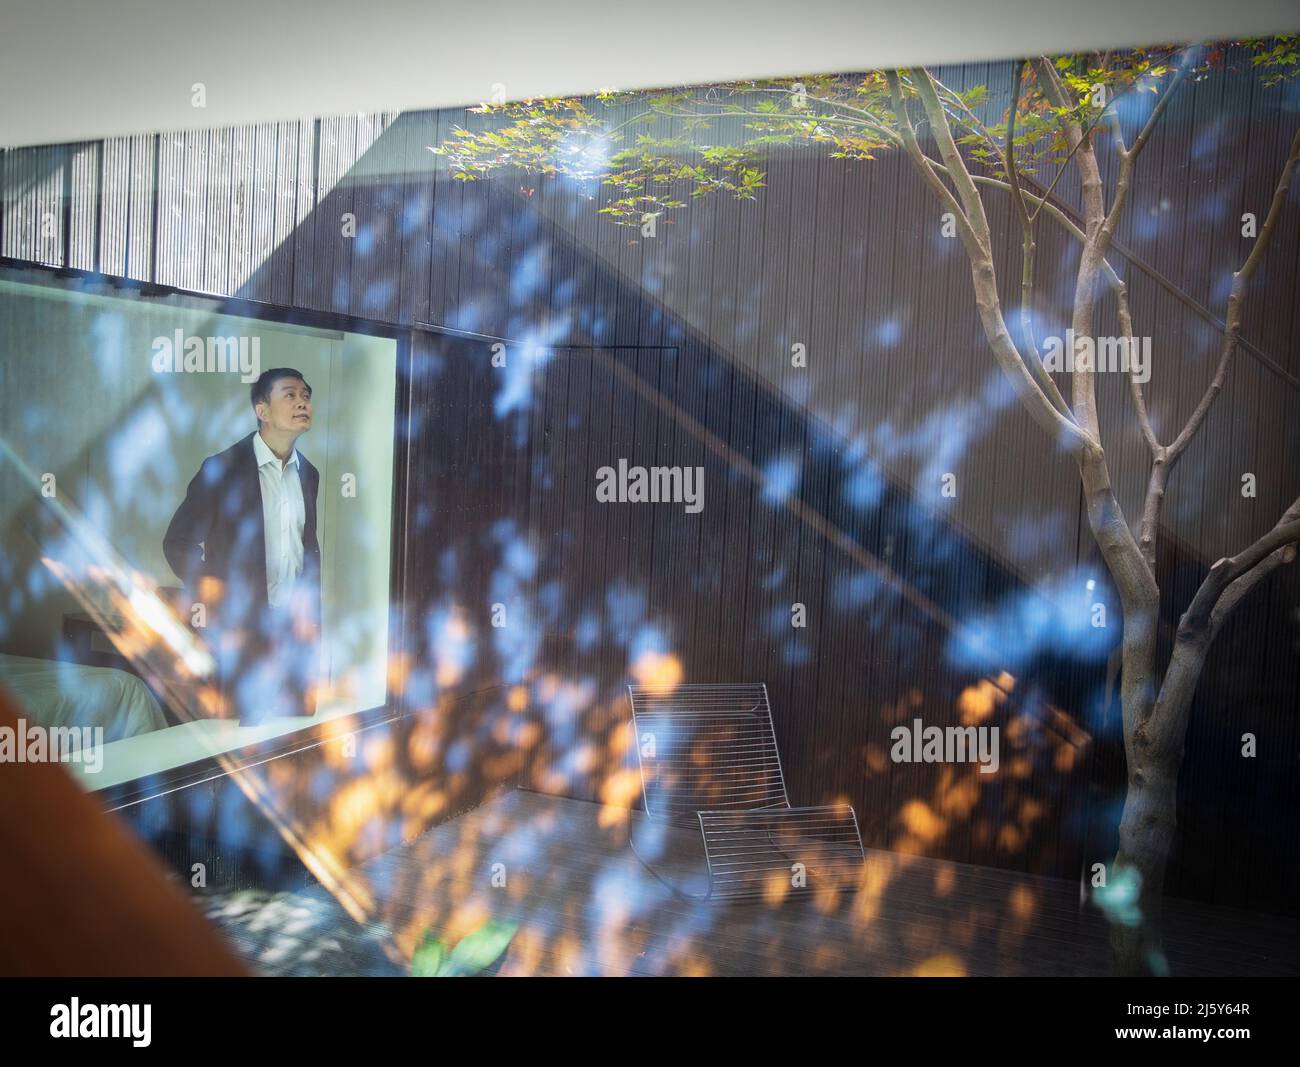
[442,919,519,976]
[410,932,449,977]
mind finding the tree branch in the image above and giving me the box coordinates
[1003,60,1033,233]
[1003,60,1058,411]
[1032,59,1109,447]
[958,172,1120,285]
[1117,282,1160,456]
[1119,272,1169,571]
[886,71,978,246]
[1208,543,1297,644]
[1127,53,1194,163]
[1097,52,1195,260]
[1179,496,1300,641]
[1030,58,1105,228]
[1032,58,1156,601]
[1168,125,1300,464]
[911,69,995,252]
[890,69,1087,451]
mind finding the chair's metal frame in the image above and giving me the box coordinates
[627,682,865,902]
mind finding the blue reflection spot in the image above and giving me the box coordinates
[510,246,547,304]
[946,568,1116,671]
[782,641,811,666]
[575,613,600,652]
[844,464,885,510]
[834,571,882,612]
[446,740,470,773]
[761,455,801,505]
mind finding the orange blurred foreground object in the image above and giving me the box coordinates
[0,684,248,976]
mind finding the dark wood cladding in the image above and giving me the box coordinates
[2,50,1298,916]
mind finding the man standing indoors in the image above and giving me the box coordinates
[164,368,322,724]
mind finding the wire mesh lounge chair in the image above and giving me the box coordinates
[627,682,865,902]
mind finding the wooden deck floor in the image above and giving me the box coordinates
[197,787,1300,977]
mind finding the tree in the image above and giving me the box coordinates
[432,37,1300,974]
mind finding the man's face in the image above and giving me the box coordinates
[257,376,313,436]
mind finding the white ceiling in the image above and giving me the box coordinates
[1,0,1296,148]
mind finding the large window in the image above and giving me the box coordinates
[0,267,401,791]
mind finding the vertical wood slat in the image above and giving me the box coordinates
[203,127,233,296]
[68,141,99,271]
[267,121,300,307]
[98,136,131,276]
[317,114,356,313]
[153,131,182,288]
[240,122,273,302]
[127,133,156,281]
[396,110,435,327]
[348,111,403,322]
[1,144,67,265]
[290,118,319,310]
[225,125,253,296]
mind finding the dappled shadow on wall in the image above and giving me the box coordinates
[0,322,1121,977]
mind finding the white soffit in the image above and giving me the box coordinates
[1,0,1296,148]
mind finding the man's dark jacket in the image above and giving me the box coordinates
[164,431,321,721]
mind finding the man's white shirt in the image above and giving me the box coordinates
[252,431,306,606]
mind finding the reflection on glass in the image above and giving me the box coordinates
[0,271,397,790]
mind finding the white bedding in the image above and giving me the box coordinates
[0,653,168,743]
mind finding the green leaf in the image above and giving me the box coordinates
[442,920,519,976]
[411,932,449,977]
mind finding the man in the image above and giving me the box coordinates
[164,368,322,724]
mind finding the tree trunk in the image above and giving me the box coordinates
[1109,760,1178,974]
[1106,628,1205,975]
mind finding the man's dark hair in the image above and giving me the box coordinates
[251,368,311,423]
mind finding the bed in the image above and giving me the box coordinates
[0,653,168,744]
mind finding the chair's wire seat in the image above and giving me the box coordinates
[628,683,864,902]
